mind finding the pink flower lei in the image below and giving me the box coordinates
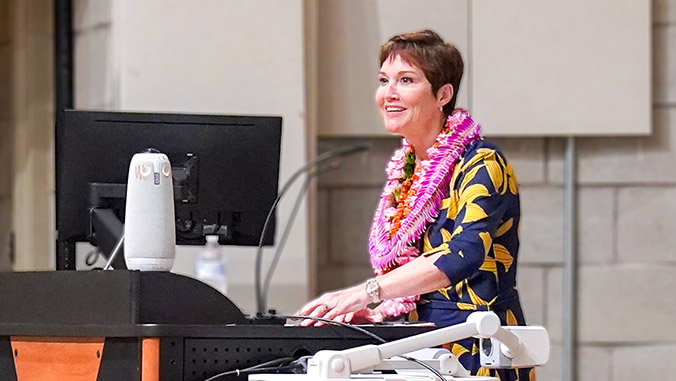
[368,109,481,317]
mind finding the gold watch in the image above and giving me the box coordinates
[365,278,382,310]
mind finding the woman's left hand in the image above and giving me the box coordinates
[295,283,370,326]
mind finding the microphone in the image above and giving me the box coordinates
[254,143,370,315]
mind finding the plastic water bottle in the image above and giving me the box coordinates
[196,235,228,294]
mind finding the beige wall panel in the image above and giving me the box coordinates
[113,0,307,314]
[546,108,676,184]
[318,0,469,136]
[12,0,54,271]
[613,345,676,381]
[654,25,676,105]
[74,27,114,109]
[472,0,651,136]
[538,344,613,381]
[73,0,111,32]
[548,266,676,342]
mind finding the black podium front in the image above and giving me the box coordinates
[0,271,431,380]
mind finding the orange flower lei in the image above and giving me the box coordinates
[386,128,449,239]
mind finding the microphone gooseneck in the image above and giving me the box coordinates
[254,143,370,315]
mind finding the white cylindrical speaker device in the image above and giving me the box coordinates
[124,150,176,271]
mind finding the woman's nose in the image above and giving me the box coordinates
[385,83,399,100]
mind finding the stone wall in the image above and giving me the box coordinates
[316,2,676,379]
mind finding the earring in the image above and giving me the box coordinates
[439,107,443,112]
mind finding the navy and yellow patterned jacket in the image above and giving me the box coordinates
[417,139,532,380]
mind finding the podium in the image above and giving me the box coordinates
[0,271,431,380]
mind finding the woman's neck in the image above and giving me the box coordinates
[406,117,446,160]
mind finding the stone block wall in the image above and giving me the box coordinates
[316,2,676,379]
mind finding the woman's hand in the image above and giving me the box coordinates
[343,307,387,325]
[295,283,371,326]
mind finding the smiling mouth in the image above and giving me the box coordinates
[385,106,406,113]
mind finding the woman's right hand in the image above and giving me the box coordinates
[340,307,387,325]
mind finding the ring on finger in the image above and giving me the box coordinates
[319,304,329,312]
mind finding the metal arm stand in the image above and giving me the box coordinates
[304,312,549,380]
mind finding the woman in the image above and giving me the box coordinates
[298,29,533,380]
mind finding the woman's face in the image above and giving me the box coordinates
[375,55,442,137]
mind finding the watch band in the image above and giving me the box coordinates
[365,278,382,310]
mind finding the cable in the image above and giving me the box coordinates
[280,315,387,342]
[203,357,294,381]
[278,315,448,380]
[398,354,448,380]
[204,315,447,380]
[103,234,124,270]
[261,175,310,311]
[262,162,339,310]
[254,144,369,315]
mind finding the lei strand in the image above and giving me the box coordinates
[368,109,481,317]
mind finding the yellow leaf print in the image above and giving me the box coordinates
[507,163,518,194]
[441,191,459,219]
[459,152,485,174]
[408,309,418,321]
[445,204,459,220]
[448,168,462,194]
[462,203,488,223]
[506,309,518,326]
[440,228,452,242]
[475,148,496,157]
[495,150,506,167]
[494,244,514,272]
[459,164,484,192]
[477,367,491,377]
[422,242,449,256]
[458,184,489,209]
[484,156,504,193]
[456,157,465,171]
[479,257,497,277]
[466,282,490,306]
[472,342,479,356]
[438,287,451,300]
[423,234,433,252]
[456,302,477,311]
[495,218,513,237]
[450,344,469,358]
[455,282,463,298]
[479,231,492,255]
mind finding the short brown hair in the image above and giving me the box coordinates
[380,29,464,116]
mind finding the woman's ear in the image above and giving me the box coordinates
[437,84,453,108]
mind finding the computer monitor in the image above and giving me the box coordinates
[55,110,282,270]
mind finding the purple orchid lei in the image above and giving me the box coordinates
[368,109,482,317]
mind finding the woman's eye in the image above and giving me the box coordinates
[378,77,388,85]
[401,77,412,84]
